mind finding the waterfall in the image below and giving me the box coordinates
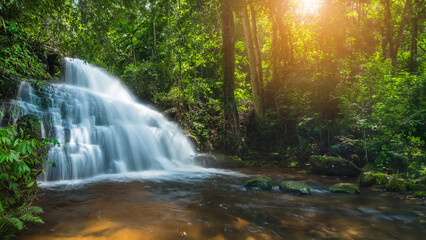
[13,58,195,181]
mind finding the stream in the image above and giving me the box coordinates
[20,168,426,240]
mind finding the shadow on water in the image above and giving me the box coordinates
[19,168,426,240]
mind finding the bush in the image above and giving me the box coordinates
[0,120,58,238]
[337,59,425,175]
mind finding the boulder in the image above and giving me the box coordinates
[279,181,311,195]
[330,183,360,194]
[358,172,389,187]
[17,114,42,140]
[193,153,244,168]
[309,155,361,177]
[244,177,273,190]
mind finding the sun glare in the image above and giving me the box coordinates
[300,0,322,12]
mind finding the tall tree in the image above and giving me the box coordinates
[409,0,418,72]
[249,2,264,98]
[221,0,241,147]
[242,0,263,119]
[391,0,411,67]
[267,0,279,108]
[384,0,393,59]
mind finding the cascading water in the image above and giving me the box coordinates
[12,58,195,181]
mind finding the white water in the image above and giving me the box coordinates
[14,58,195,181]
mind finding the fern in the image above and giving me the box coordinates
[6,217,23,231]
[0,122,56,238]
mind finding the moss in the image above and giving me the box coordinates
[413,191,426,198]
[244,177,273,190]
[330,183,360,194]
[385,178,407,193]
[279,181,311,195]
[359,172,389,187]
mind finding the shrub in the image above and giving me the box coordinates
[0,120,58,238]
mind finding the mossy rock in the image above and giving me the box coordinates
[279,181,311,195]
[330,183,360,194]
[309,155,361,177]
[244,177,273,190]
[385,178,407,193]
[17,114,42,140]
[359,172,389,187]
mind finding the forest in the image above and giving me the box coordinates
[0,0,425,239]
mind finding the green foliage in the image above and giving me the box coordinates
[0,124,58,238]
[0,21,49,80]
[1,0,424,181]
[359,172,389,187]
[337,59,425,174]
[385,178,408,193]
[154,77,223,152]
[122,62,173,101]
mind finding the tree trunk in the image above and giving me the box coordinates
[131,37,136,67]
[153,10,157,60]
[410,0,418,72]
[249,3,264,103]
[178,0,182,85]
[221,0,241,146]
[267,3,279,109]
[242,0,263,118]
[384,0,393,59]
[391,0,411,67]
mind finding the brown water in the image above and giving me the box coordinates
[19,168,426,240]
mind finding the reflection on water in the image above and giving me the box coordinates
[20,169,426,240]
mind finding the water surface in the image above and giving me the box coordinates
[20,168,426,240]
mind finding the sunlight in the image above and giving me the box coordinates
[300,0,322,12]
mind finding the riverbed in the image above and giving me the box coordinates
[20,168,426,240]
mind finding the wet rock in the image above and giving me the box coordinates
[330,183,360,194]
[279,181,311,195]
[309,155,361,177]
[17,114,42,140]
[43,114,56,138]
[359,172,389,187]
[193,153,244,168]
[244,177,273,190]
[64,128,71,143]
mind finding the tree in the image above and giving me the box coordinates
[241,0,263,119]
[220,0,241,149]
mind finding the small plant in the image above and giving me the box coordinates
[0,118,58,238]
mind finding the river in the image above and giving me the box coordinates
[19,168,425,240]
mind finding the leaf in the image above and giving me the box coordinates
[8,217,24,230]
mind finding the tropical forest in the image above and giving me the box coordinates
[0,0,425,239]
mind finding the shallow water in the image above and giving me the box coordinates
[20,168,426,240]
